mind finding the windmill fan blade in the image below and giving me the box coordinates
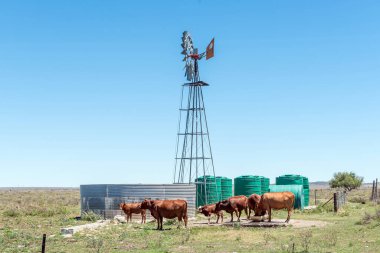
[182,56,187,61]
[181,49,187,55]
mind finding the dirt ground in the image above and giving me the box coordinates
[192,217,328,228]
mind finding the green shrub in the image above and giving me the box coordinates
[357,210,380,225]
[300,229,313,252]
[86,237,103,253]
[82,211,102,221]
[305,202,334,214]
[349,196,366,204]
[3,209,20,217]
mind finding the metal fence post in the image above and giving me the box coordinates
[41,234,46,253]
[333,193,338,212]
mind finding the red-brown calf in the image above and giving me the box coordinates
[215,195,248,222]
[119,202,146,224]
[198,203,224,224]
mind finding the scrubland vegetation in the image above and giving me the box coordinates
[1,188,379,252]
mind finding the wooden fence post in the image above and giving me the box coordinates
[376,178,378,201]
[370,180,375,201]
[333,193,338,212]
[41,234,46,253]
[314,189,317,206]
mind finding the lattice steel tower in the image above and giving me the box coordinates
[174,31,217,204]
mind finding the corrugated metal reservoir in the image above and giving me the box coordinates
[195,176,220,206]
[269,184,305,209]
[217,176,233,200]
[80,184,196,219]
[234,175,261,197]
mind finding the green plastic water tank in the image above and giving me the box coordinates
[234,175,261,197]
[260,177,270,194]
[196,176,221,206]
[301,176,309,206]
[276,175,304,185]
[269,184,305,209]
[276,174,310,206]
[217,176,233,200]
[215,177,222,201]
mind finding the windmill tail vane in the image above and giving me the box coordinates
[181,31,214,82]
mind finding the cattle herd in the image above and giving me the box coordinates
[119,191,295,230]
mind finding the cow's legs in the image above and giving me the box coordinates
[268,208,272,222]
[285,207,292,223]
[221,212,224,223]
[156,216,161,230]
[177,216,183,228]
[230,211,234,222]
[235,209,240,222]
[159,216,164,230]
[248,208,251,219]
[184,214,188,228]
[237,209,242,222]
[244,207,248,219]
[141,212,146,224]
[215,214,219,224]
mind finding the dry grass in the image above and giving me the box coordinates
[0,187,379,252]
[0,188,87,252]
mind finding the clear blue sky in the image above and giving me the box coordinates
[1,1,379,187]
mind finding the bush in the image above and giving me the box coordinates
[300,230,313,252]
[3,209,20,217]
[82,211,102,221]
[337,208,350,217]
[306,202,334,214]
[349,196,366,204]
[86,237,103,253]
[357,210,380,225]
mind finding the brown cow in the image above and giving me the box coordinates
[139,199,161,222]
[198,204,224,224]
[141,199,188,230]
[215,195,248,222]
[119,202,146,223]
[247,194,262,219]
[255,192,295,223]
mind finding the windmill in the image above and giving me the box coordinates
[181,31,214,82]
[174,31,217,205]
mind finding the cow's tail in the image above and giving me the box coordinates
[291,194,295,210]
[183,200,188,227]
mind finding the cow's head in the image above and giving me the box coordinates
[215,199,229,211]
[253,196,266,216]
[198,206,203,213]
[249,194,261,209]
[119,202,125,210]
[140,199,154,209]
